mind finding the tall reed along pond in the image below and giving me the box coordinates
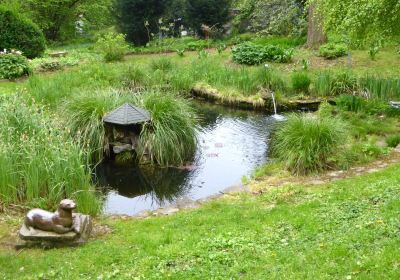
[95,102,278,215]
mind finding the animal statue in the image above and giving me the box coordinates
[24,199,77,234]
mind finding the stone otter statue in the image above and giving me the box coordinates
[24,199,77,234]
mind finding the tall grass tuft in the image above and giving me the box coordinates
[359,76,400,101]
[0,95,101,215]
[136,91,198,166]
[63,89,198,166]
[272,114,348,175]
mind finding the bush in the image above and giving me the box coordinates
[0,52,31,79]
[94,33,129,62]
[319,43,348,59]
[186,40,209,51]
[39,61,63,72]
[232,42,294,65]
[0,8,46,58]
[291,71,311,93]
[386,134,400,148]
[150,57,173,71]
[272,114,348,174]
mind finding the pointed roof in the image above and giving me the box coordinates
[103,103,151,125]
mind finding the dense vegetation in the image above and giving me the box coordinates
[0,7,45,58]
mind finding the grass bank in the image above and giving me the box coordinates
[1,164,400,279]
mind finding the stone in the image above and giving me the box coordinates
[395,144,400,153]
[113,143,133,154]
[18,214,92,248]
[153,207,179,216]
[221,184,250,194]
[49,51,68,58]
[176,197,201,210]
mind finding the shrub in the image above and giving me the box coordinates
[232,42,294,65]
[291,71,311,93]
[272,114,348,174]
[39,61,63,72]
[0,8,46,58]
[94,32,129,62]
[0,51,31,79]
[386,134,400,148]
[319,43,348,59]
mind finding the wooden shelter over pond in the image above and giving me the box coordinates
[103,103,151,157]
[103,103,151,125]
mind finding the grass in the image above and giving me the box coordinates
[0,95,100,215]
[271,113,349,174]
[1,164,400,278]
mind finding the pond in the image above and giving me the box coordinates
[95,102,279,215]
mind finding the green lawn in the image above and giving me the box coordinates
[1,164,400,279]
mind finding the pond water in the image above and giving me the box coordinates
[95,102,279,215]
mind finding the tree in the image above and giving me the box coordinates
[24,0,85,41]
[186,0,232,36]
[306,2,326,48]
[114,0,169,46]
[312,0,400,44]
[0,7,46,58]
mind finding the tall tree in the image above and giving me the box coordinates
[25,0,84,41]
[114,0,169,45]
[306,2,326,48]
[186,0,232,36]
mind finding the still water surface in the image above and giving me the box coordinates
[95,102,278,215]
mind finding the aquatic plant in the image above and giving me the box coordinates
[136,91,198,166]
[0,94,100,215]
[272,114,348,175]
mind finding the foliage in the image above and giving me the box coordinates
[232,42,294,65]
[314,71,357,96]
[39,61,63,71]
[150,57,173,72]
[369,43,380,60]
[0,52,31,79]
[0,7,45,58]
[0,94,100,214]
[315,0,400,44]
[272,113,348,174]
[237,0,307,37]
[137,91,199,166]
[114,0,168,46]
[359,76,400,101]
[318,43,348,59]
[335,95,365,113]
[94,32,129,62]
[23,0,84,41]
[291,71,311,93]
[386,134,400,148]
[186,0,232,36]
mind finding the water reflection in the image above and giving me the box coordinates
[96,102,278,215]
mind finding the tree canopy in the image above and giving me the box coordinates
[314,0,400,43]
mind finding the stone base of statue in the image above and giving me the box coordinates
[17,214,92,249]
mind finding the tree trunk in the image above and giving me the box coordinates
[306,3,327,49]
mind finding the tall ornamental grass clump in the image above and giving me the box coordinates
[0,95,100,215]
[64,89,198,166]
[359,76,400,101]
[137,91,198,166]
[272,114,348,175]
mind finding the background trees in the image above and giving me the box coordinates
[186,0,232,36]
[313,0,400,45]
[114,0,169,46]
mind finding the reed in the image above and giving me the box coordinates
[0,95,100,214]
